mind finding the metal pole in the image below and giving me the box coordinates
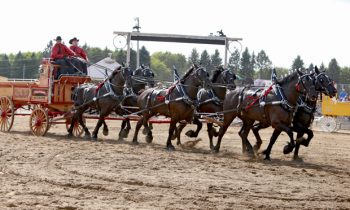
[126,33,131,66]
[134,17,141,68]
[224,38,228,68]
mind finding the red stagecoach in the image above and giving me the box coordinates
[0,59,91,136]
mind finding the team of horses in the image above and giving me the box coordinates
[68,63,337,160]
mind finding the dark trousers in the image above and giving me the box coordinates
[70,57,87,75]
[54,59,74,79]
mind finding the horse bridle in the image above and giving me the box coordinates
[295,74,317,100]
[314,73,334,95]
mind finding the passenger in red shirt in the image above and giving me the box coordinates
[50,36,76,79]
[69,37,88,75]
[69,37,88,62]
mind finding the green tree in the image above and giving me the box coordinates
[339,67,350,84]
[139,46,150,67]
[228,49,240,73]
[308,63,314,73]
[327,58,340,83]
[188,48,199,66]
[0,54,11,78]
[43,40,53,58]
[239,47,253,81]
[256,50,272,79]
[319,62,326,72]
[150,56,171,81]
[291,55,304,70]
[200,50,211,70]
[209,49,222,72]
[151,51,187,75]
[12,51,25,78]
[250,52,256,78]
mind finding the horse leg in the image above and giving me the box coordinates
[207,123,215,150]
[293,132,304,161]
[262,129,282,160]
[185,117,202,138]
[176,122,187,145]
[67,114,77,138]
[102,120,109,136]
[92,116,106,140]
[133,115,150,144]
[252,123,266,152]
[213,113,236,153]
[145,119,153,144]
[281,125,295,155]
[77,114,91,139]
[118,119,130,140]
[166,120,177,151]
[239,121,255,156]
[300,128,313,147]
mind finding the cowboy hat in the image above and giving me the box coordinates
[69,37,79,44]
[54,36,62,41]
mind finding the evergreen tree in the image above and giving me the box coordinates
[327,58,340,83]
[319,62,326,72]
[291,55,304,70]
[239,47,253,81]
[200,50,211,70]
[256,50,272,79]
[12,51,25,78]
[340,67,350,84]
[0,54,11,77]
[209,49,222,72]
[250,52,256,75]
[188,48,199,66]
[228,49,240,73]
[308,63,314,73]
[139,46,150,67]
[43,40,53,58]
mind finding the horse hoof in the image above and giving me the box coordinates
[67,133,74,138]
[119,129,129,138]
[102,129,109,136]
[145,135,153,144]
[211,147,220,153]
[142,128,150,135]
[132,141,139,145]
[264,156,271,161]
[283,143,294,154]
[300,139,310,147]
[293,156,303,162]
[167,145,176,151]
[84,134,91,140]
[185,130,196,138]
[253,144,261,152]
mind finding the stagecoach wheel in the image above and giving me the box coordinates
[0,96,14,132]
[65,117,85,137]
[320,116,338,133]
[29,108,49,136]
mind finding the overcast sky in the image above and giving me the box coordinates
[1,0,349,68]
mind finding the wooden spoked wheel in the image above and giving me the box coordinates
[0,96,14,132]
[66,117,85,137]
[29,108,49,136]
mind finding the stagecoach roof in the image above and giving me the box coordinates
[113,31,242,45]
[87,57,120,80]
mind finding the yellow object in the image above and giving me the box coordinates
[322,95,350,116]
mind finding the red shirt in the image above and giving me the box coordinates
[70,45,88,61]
[50,43,75,60]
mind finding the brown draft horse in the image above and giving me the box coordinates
[174,66,237,149]
[214,70,319,160]
[68,65,132,139]
[251,67,337,160]
[132,64,211,150]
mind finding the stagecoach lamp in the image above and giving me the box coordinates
[260,101,266,107]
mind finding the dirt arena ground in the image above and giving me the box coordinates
[1,117,349,210]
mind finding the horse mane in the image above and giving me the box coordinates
[180,66,194,81]
[277,71,298,85]
[211,67,224,82]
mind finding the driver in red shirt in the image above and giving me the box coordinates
[69,37,88,74]
[50,36,76,78]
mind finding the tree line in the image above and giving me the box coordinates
[0,41,349,85]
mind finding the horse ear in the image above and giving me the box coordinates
[296,68,303,76]
[314,65,320,74]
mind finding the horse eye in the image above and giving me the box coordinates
[320,79,323,82]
